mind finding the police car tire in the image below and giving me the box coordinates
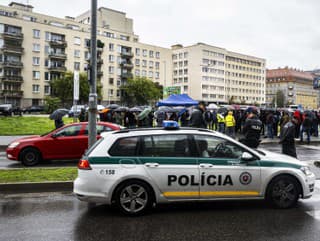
[114,180,153,216]
[266,175,300,209]
[20,147,42,166]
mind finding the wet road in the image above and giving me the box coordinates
[1,182,320,241]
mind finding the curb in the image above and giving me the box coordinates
[0,181,73,194]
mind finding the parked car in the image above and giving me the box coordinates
[0,104,23,116]
[68,105,85,117]
[23,105,45,114]
[6,122,122,166]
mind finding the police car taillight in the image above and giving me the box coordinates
[78,159,92,170]
[163,120,179,130]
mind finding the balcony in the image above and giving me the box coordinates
[48,65,67,72]
[120,62,134,69]
[120,51,134,58]
[0,90,23,98]
[0,61,23,68]
[2,32,24,40]
[97,59,104,65]
[0,75,23,82]
[48,52,67,60]
[121,73,133,79]
[1,45,24,54]
[48,39,67,48]
[97,71,104,77]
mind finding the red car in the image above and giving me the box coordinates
[6,122,121,166]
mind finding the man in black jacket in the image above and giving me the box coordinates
[279,117,298,158]
[190,102,207,129]
[239,112,262,148]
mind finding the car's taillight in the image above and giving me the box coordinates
[78,159,92,170]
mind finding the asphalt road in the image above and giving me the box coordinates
[1,181,320,241]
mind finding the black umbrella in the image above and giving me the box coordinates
[106,104,120,109]
[49,109,69,120]
[217,107,228,114]
[158,106,177,113]
[129,107,143,112]
[114,106,129,112]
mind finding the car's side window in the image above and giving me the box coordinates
[84,125,113,135]
[56,125,82,137]
[194,135,245,159]
[109,137,139,156]
[140,134,190,157]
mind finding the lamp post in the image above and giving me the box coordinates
[88,0,97,148]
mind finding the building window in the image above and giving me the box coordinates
[74,62,80,70]
[149,61,153,68]
[142,70,147,77]
[109,55,114,62]
[142,60,147,67]
[183,86,188,92]
[74,50,80,58]
[155,62,160,69]
[148,71,153,78]
[44,85,50,95]
[155,72,159,79]
[44,45,50,54]
[32,43,40,52]
[142,49,147,57]
[109,43,114,51]
[33,29,40,38]
[135,48,140,56]
[149,50,154,58]
[32,71,40,79]
[184,52,188,58]
[32,84,40,93]
[74,37,81,45]
[135,69,140,76]
[156,52,160,58]
[109,66,114,74]
[109,78,114,85]
[135,59,140,66]
[32,57,40,66]
[117,90,120,97]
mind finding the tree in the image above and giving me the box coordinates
[120,77,163,106]
[44,96,61,113]
[272,90,285,107]
[50,71,102,106]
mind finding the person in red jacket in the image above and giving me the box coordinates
[293,110,302,138]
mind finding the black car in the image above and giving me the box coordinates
[23,105,45,114]
[0,104,23,116]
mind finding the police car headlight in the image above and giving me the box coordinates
[300,166,312,176]
[8,142,20,148]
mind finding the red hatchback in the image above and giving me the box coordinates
[6,122,121,166]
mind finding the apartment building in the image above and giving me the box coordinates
[266,67,318,109]
[171,43,266,105]
[0,2,172,106]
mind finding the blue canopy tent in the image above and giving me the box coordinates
[157,94,198,107]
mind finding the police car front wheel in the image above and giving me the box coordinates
[267,175,300,209]
[115,180,153,215]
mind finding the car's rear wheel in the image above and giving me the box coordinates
[266,175,300,209]
[115,180,153,216]
[20,147,42,166]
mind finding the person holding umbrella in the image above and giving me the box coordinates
[49,109,68,129]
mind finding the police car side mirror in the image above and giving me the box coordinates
[241,152,254,161]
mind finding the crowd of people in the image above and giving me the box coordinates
[76,103,320,158]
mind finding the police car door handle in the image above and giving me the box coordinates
[228,161,245,166]
[145,162,159,167]
[199,163,213,168]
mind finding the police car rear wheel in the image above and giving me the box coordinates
[267,175,299,209]
[115,180,152,215]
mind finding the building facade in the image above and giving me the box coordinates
[0,2,172,107]
[266,67,318,109]
[171,43,266,104]
[0,2,266,107]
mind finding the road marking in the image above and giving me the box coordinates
[300,145,320,150]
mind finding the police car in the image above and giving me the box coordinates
[74,121,315,215]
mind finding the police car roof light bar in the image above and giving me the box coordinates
[163,121,179,130]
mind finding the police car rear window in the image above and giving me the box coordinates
[109,137,139,156]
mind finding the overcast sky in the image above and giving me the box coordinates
[3,0,320,70]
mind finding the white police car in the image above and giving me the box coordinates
[74,121,315,215]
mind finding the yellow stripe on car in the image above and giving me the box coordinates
[163,191,260,197]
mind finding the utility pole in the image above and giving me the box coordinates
[88,0,97,148]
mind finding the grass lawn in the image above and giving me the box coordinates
[0,167,77,183]
[0,116,74,135]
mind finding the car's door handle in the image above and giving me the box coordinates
[228,161,246,166]
[199,163,213,168]
[145,162,159,167]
